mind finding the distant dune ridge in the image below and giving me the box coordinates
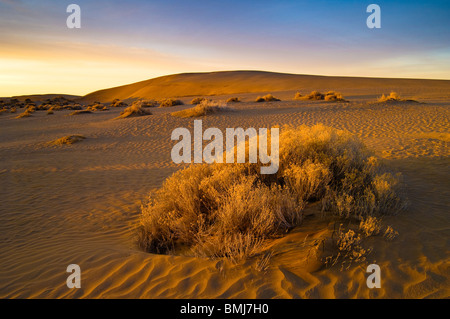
[81,70,450,103]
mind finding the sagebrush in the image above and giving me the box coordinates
[138,124,403,261]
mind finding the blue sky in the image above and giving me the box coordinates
[1,0,449,95]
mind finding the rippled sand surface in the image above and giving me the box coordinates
[0,95,448,298]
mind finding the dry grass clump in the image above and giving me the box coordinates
[31,96,82,111]
[378,92,400,102]
[138,166,302,261]
[303,91,325,100]
[70,110,93,116]
[190,97,208,105]
[294,92,303,100]
[323,224,370,270]
[171,100,229,118]
[279,125,404,218]
[295,90,346,101]
[255,94,280,102]
[324,91,347,102]
[159,98,184,108]
[138,124,404,262]
[131,99,158,108]
[110,99,128,107]
[47,135,86,146]
[322,215,400,270]
[226,97,240,103]
[114,103,152,119]
[86,102,108,112]
[377,91,417,103]
[15,109,32,118]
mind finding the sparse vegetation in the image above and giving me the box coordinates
[138,124,403,262]
[255,94,280,102]
[171,100,229,118]
[324,91,347,102]
[303,91,325,100]
[377,91,417,103]
[295,90,346,101]
[323,224,370,270]
[114,103,152,119]
[159,98,184,108]
[190,97,208,105]
[70,110,93,116]
[294,92,303,100]
[111,99,128,108]
[47,135,86,146]
[15,110,32,118]
[226,97,240,103]
[86,103,106,112]
[131,99,158,108]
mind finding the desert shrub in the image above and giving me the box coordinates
[359,216,399,240]
[358,216,382,237]
[323,224,370,270]
[226,97,240,103]
[255,94,280,102]
[86,103,105,111]
[111,99,128,107]
[294,92,303,100]
[139,165,302,260]
[26,105,36,113]
[190,97,208,105]
[47,135,86,146]
[10,107,17,113]
[377,91,417,103]
[297,91,339,100]
[171,100,229,118]
[305,91,325,100]
[159,98,184,108]
[131,99,157,108]
[114,103,152,119]
[378,92,399,102]
[138,124,403,261]
[16,110,32,118]
[70,110,92,116]
[283,160,332,202]
[324,91,346,102]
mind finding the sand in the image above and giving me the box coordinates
[81,71,450,103]
[0,86,449,298]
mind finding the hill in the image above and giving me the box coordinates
[79,70,450,102]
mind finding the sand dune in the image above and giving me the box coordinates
[3,94,81,102]
[1,87,449,298]
[81,71,450,103]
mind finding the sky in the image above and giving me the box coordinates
[1,0,449,96]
